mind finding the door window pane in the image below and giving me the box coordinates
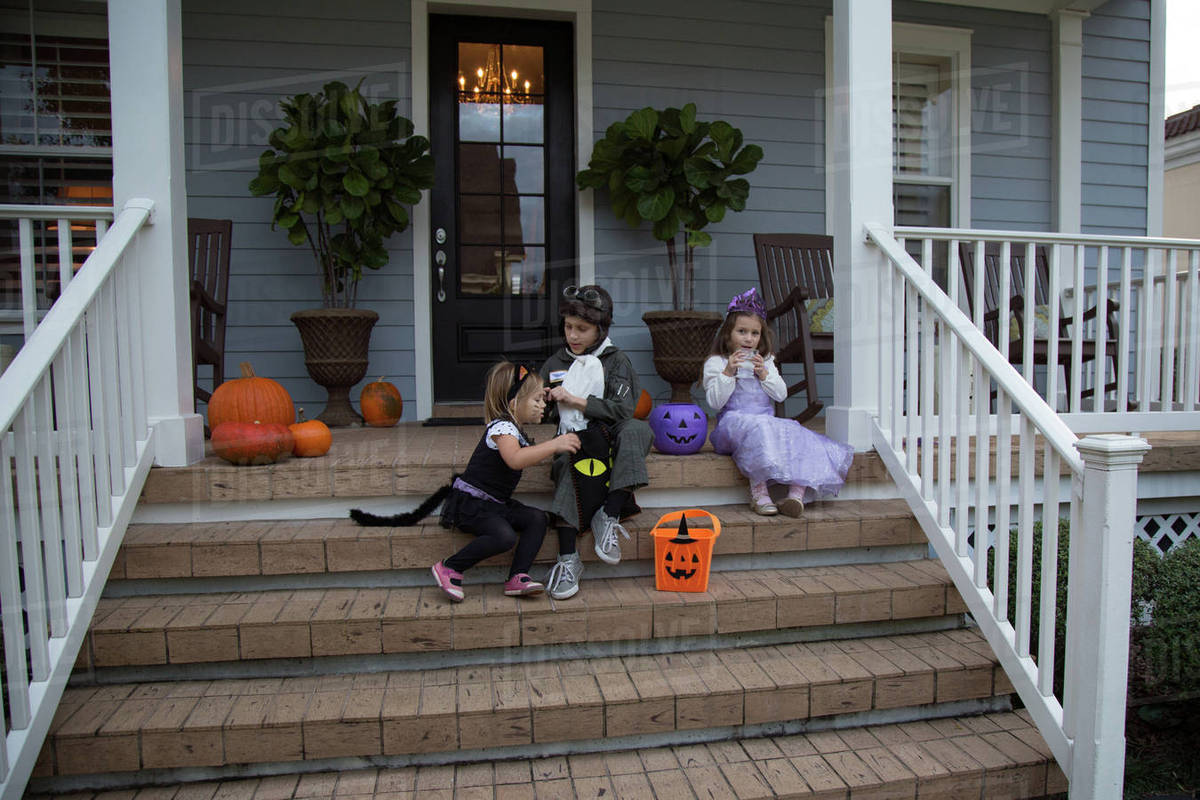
[507,195,544,245]
[504,145,544,194]
[507,246,545,295]
[503,101,543,144]
[460,245,505,295]
[458,144,502,193]
[459,195,501,245]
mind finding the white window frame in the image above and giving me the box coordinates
[824,18,972,232]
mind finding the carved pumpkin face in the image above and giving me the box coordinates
[650,509,722,593]
[648,402,707,455]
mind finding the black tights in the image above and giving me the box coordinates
[444,503,547,577]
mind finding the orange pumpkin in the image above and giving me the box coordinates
[634,389,652,420]
[289,409,332,458]
[360,377,403,427]
[211,421,294,465]
[208,362,294,430]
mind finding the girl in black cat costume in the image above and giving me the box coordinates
[350,362,579,602]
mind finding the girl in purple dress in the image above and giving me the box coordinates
[702,288,853,517]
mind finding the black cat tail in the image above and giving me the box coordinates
[349,483,452,527]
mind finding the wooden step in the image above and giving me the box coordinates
[28,709,1065,799]
[110,500,925,582]
[137,423,889,506]
[42,629,1009,779]
[83,560,964,669]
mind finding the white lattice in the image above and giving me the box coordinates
[1136,513,1200,555]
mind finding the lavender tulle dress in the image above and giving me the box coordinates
[710,372,854,502]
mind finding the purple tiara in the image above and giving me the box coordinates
[727,287,766,318]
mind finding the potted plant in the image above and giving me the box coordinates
[577,103,762,401]
[249,80,434,425]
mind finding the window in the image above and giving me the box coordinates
[891,23,971,229]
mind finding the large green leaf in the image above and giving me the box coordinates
[625,107,659,142]
[683,157,718,188]
[687,230,712,248]
[679,103,697,134]
[343,170,370,197]
[341,195,365,220]
[636,187,675,221]
[709,121,737,162]
[653,210,680,241]
[248,174,280,196]
[624,165,659,193]
[704,202,727,223]
[287,224,307,246]
[730,144,764,174]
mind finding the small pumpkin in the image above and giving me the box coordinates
[289,408,332,458]
[211,420,295,465]
[207,362,295,430]
[648,402,707,455]
[360,377,403,427]
[634,388,652,420]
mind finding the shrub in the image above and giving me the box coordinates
[1133,538,1200,697]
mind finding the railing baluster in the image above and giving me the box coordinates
[13,407,50,681]
[892,262,904,452]
[19,218,37,341]
[57,217,74,296]
[69,326,99,561]
[1023,242,1036,387]
[1070,244,1086,413]
[878,254,891,436]
[1162,249,1179,408]
[85,303,114,529]
[906,283,919,476]
[993,393,1012,614]
[975,355,990,583]
[938,314,953,527]
[1015,416,1036,657]
[114,258,138,463]
[52,348,84,598]
[955,344,971,557]
[1187,251,1200,411]
[921,288,935,500]
[1039,449,1061,697]
[1046,244,1061,412]
[1093,246,1110,412]
[0,429,31,730]
[98,282,126,496]
[972,240,985,330]
[1118,247,1132,413]
[33,378,68,637]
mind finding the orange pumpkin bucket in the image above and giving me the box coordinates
[649,509,721,593]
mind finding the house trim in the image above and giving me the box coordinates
[1165,130,1200,170]
[1052,9,1085,233]
[824,19,973,233]
[1147,0,1165,236]
[410,0,593,419]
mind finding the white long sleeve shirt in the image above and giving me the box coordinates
[702,354,788,410]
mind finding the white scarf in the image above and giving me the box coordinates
[558,337,613,433]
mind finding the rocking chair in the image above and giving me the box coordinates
[752,233,833,424]
[957,241,1122,404]
[189,218,233,410]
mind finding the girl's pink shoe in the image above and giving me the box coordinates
[431,561,464,602]
[503,573,545,596]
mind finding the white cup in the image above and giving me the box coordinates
[736,349,755,378]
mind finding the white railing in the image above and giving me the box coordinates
[0,205,115,342]
[868,223,1150,799]
[895,226,1200,433]
[0,200,155,799]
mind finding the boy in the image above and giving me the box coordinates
[539,284,653,599]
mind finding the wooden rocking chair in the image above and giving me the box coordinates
[957,241,1122,404]
[752,233,833,424]
[189,218,233,410]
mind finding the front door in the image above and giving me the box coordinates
[429,15,575,401]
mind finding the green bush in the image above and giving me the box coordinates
[1133,538,1200,697]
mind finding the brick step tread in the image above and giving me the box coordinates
[113,500,923,581]
[30,709,1066,799]
[139,423,888,506]
[44,629,1012,778]
[85,560,965,668]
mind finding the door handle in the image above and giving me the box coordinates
[435,249,447,302]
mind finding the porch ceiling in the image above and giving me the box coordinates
[914,0,1109,14]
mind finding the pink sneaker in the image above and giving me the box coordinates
[503,573,544,596]
[431,561,464,602]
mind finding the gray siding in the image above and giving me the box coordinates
[1082,0,1150,236]
[182,0,416,419]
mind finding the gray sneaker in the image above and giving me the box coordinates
[546,552,583,600]
[591,508,630,565]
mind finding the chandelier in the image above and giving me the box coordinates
[457,45,534,104]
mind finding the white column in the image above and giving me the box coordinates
[1051,10,1086,234]
[1146,0,1165,237]
[827,0,892,449]
[108,0,204,466]
[1065,434,1150,799]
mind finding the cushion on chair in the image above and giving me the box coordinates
[1008,304,1051,341]
[804,297,836,334]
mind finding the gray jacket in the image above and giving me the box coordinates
[539,344,640,425]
